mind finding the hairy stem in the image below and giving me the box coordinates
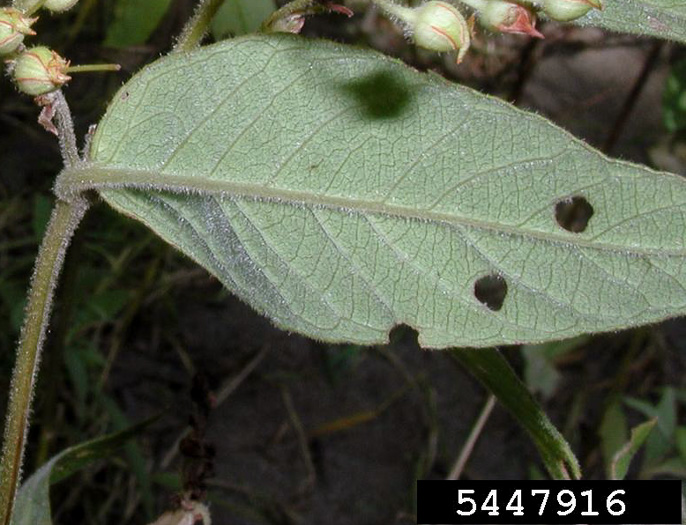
[0,197,90,525]
[174,0,226,53]
[261,0,317,31]
[52,91,80,169]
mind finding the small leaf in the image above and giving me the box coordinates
[104,0,174,48]
[10,418,154,525]
[579,0,686,43]
[611,418,657,480]
[451,347,580,479]
[625,388,677,467]
[211,0,276,39]
[62,35,686,348]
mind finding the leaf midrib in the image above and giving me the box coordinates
[58,166,683,257]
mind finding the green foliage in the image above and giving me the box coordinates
[451,347,580,479]
[104,0,174,48]
[9,418,154,525]
[580,0,686,42]
[622,388,686,477]
[211,0,276,39]
[3,2,686,523]
[610,418,657,480]
[63,34,686,349]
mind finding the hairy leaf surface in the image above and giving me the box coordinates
[579,0,686,42]
[62,35,686,348]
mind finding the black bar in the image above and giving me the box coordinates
[417,480,682,524]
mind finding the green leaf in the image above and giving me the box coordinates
[451,348,580,479]
[62,35,686,348]
[211,0,276,39]
[625,388,677,467]
[599,397,628,476]
[104,0,174,48]
[664,59,686,133]
[610,418,657,480]
[579,0,686,43]
[10,419,153,525]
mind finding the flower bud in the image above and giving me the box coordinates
[411,1,471,63]
[12,0,43,15]
[0,7,37,55]
[13,46,71,96]
[42,0,80,13]
[269,13,305,34]
[479,0,543,37]
[542,0,601,21]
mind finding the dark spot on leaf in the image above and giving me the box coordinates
[121,91,129,101]
[555,196,593,233]
[388,323,420,348]
[474,274,507,311]
[341,71,413,119]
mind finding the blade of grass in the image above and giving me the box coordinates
[450,347,581,480]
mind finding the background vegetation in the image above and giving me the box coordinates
[0,0,685,523]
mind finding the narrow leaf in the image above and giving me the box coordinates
[104,0,174,48]
[610,418,657,480]
[61,35,686,348]
[211,0,276,39]
[579,0,686,42]
[10,418,154,525]
[599,398,628,477]
[451,347,580,480]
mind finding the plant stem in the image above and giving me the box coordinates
[368,0,415,20]
[52,91,80,169]
[453,0,488,11]
[446,394,496,480]
[66,63,121,74]
[173,0,226,53]
[0,197,90,525]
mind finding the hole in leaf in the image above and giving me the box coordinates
[474,274,507,311]
[388,323,420,348]
[555,196,594,233]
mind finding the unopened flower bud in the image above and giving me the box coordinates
[42,0,80,13]
[269,13,305,33]
[479,0,543,37]
[0,8,37,55]
[13,46,71,96]
[404,1,472,63]
[12,0,44,15]
[542,0,601,21]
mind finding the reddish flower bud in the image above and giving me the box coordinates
[0,7,37,55]
[480,0,543,37]
[13,46,71,96]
